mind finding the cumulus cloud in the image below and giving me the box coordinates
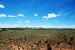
[34,13,38,16]
[18,21,23,23]
[17,14,24,17]
[25,21,30,23]
[0,4,5,8]
[8,15,16,17]
[0,14,7,17]
[43,13,57,19]
[0,14,17,18]
[0,14,24,18]
[0,24,18,28]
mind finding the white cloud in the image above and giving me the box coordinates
[0,14,7,17]
[0,24,18,28]
[43,16,48,18]
[0,14,22,18]
[25,21,30,23]
[8,15,16,17]
[0,4,5,9]
[0,23,27,28]
[34,13,38,16]
[0,14,17,18]
[0,23,75,28]
[43,13,57,19]
[18,14,24,17]
[18,21,23,23]
[27,25,75,28]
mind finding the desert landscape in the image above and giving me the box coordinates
[0,28,75,50]
[0,0,75,50]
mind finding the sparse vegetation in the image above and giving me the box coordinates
[0,28,75,50]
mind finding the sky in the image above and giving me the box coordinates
[0,0,75,28]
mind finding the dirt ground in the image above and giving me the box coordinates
[0,43,75,50]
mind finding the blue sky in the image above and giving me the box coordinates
[0,0,75,28]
